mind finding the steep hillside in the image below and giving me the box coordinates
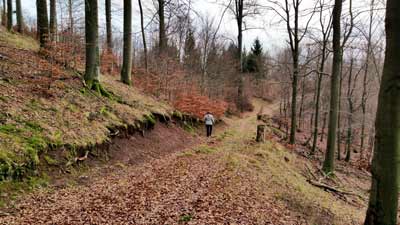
[0,28,175,183]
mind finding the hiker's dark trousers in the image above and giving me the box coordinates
[206,125,213,137]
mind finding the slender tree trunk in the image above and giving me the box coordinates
[84,0,100,87]
[1,0,5,26]
[323,0,343,174]
[312,41,327,153]
[298,77,305,130]
[364,0,400,223]
[235,0,244,112]
[321,111,327,142]
[337,61,344,160]
[312,73,324,153]
[49,0,57,41]
[138,0,148,70]
[36,0,49,48]
[16,0,23,33]
[6,0,11,31]
[105,0,112,51]
[120,0,132,85]
[158,0,166,54]
[287,0,300,145]
[68,0,73,34]
[345,58,354,162]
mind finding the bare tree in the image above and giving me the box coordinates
[359,0,375,157]
[322,0,343,174]
[268,0,316,144]
[311,0,332,154]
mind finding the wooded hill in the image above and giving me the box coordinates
[0,28,176,182]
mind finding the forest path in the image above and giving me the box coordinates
[0,99,361,225]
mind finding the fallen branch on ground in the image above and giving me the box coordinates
[307,179,366,200]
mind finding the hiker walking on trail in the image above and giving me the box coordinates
[204,112,215,137]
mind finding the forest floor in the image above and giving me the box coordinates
[0,99,371,225]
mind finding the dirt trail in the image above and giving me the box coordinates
[1,99,359,225]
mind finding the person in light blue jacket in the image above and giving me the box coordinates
[204,112,215,137]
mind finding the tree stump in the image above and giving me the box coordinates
[256,124,265,142]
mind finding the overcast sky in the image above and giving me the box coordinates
[18,0,384,54]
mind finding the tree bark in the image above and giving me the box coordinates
[49,0,57,40]
[235,0,245,112]
[321,111,328,142]
[345,58,355,162]
[364,0,400,224]
[120,0,132,85]
[1,0,5,26]
[36,0,49,48]
[256,125,265,142]
[68,0,73,34]
[337,61,344,160]
[84,0,100,87]
[138,0,148,70]
[322,0,343,174]
[158,0,166,54]
[298,76,305,130]
[16,0,23,33]
[6,0,11,31]
[105,0,112,51]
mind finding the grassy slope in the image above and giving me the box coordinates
[0,29,172,181]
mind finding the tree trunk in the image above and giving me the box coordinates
[312,42,327,154]
[256,124,265,142]
[120,0,132,85]
[6,0,11,31]
[298,77,305,130]
[312,72,324,153]
[158,0,166,54]
[287,0,300,145]
[364,0,400,224]
[84,0,100,87]
[345,58,354,162]
[105,0,112,51]
[1,0,5,26]
[322,0,343,174]
[337,61,344,161]
[235,0,244,112]
[68,0,73,34]
[36,0,49,48]
[321,111,327,143]
[138,0,148,70]
[49,0,57,41]
[290,53,299,144]
[16,0,23,33]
